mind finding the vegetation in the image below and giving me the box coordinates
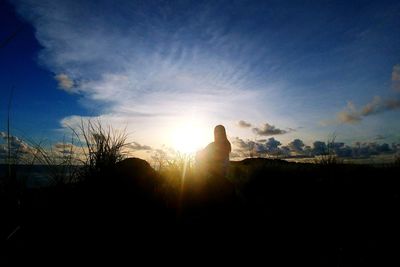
[313,134,344,165]
[69,119,128,180]
[395,154,400,166]
[1,123,399,265]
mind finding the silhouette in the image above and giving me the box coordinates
[196,125,231,177]
[3,125,400,265]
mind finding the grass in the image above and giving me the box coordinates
[395,154,400,166]
[68,119,128,181]
[1,121,400,265]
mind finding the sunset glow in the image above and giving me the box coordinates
[170,121,211,154]
[1,0,399,162]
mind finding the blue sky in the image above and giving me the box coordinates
[1,0,400,157]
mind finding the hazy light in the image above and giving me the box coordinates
[169,120,210,154]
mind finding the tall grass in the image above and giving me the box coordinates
[6,87,13,180]
[1,118,129,186]
[154,151,195,189]
[394,154,400,167]
[27,138,81,185]
[69,119,128,180]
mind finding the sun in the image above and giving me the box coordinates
[170,122,210,154]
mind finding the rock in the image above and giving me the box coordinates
[115,157,159,194]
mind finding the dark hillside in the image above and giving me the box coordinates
[2,158,399,265]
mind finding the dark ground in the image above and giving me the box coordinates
[1,158,399,265]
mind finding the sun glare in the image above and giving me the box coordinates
[170,122,210,154]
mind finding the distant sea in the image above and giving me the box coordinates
[0,164,79,188]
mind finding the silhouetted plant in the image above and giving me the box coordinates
[28,138,81,185]
[70,119,128,180]
[151,149,168,171]
[314,134,343,165]
[157,152,194,185]
[394,154,400,166]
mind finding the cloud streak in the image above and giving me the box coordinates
[55,73,74,92]
[334,64,400,124]
[13,0,268,133]
[337,97,400,124]
[11,0,400,148]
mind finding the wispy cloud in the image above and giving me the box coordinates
[333,64,400,124]
[13,0,268,134]
[12,0,400,148]
[337,97,400,124]
[336,101,362,124]
[55,73,74,91]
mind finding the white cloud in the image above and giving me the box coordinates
[13,0,267,148]
[55,73,74,91]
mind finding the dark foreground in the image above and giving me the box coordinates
[1,158,399,265]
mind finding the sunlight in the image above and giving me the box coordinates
[170,121,210,154]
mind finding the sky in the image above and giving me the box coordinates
[1,0,400,159]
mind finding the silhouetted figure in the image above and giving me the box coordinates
[196,125,231,177]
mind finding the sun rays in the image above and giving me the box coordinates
[169,119,211,154]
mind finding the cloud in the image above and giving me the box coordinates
[230,134,398,160]
[55,73,74,92]
[310,140,397,158]
[265,137,281,151]
[287,139,305,153]
[352,142,393,158]
[337,101,361,124]
[232,137,286,158]
[374,135,385,140]
[0,132,33,162]
[332,64,400,125]
[52,142,83,155]
[252,123,287,136]
[392,64,400,91]
[237,120,252,128]
[312,141,327,155]
[232,137,255,151]
[337,97,400,124]
[286,127,297,132]
[231,137,257,158]
[13,0,266,136]
[127,142,152,151]
[257,137,282,154]
[361,96,400,116]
